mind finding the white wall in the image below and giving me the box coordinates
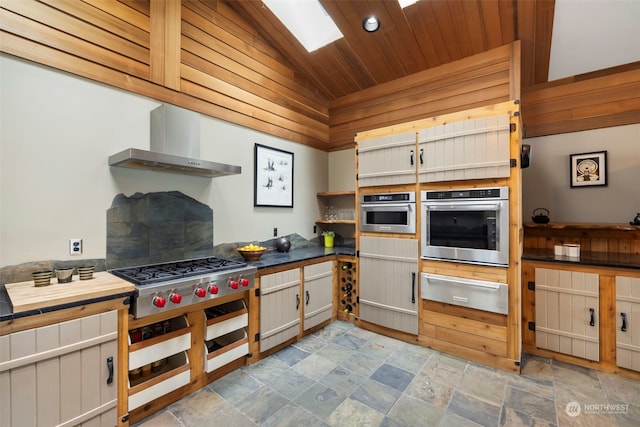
[522,123,640,223]
[0,54,329,267]
[328,149,355,192]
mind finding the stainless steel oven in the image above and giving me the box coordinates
[360,192,416,234]
[421,187,509,266]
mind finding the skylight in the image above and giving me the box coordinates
[398,0,418,8]
[263,0,343,52]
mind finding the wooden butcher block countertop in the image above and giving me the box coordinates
[5,271,135,314]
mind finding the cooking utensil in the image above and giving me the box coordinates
[532,208,550,224]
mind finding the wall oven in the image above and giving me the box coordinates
[360,192,416,234]
[421,187,509,266]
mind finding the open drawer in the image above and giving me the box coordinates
[128,352,190,410]
[129,316,190,370]
[205,328,249,373]
[205,299,248,341]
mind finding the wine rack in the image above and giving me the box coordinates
[337,260,357,319]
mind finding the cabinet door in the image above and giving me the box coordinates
[359,236,419,334]
[418,114,511,182]
[358,131,416,187]
[535,268,599,361]
[303,261,334,331]
[616,276,640,371]
[0,310,118,427]
[259,268,301,352]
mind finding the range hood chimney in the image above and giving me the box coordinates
[109,104,241,178]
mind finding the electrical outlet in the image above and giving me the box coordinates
[69,238,82,255]
[313,225,317,234]
[273,227,278,237]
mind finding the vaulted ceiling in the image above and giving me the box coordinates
[225,0,555,101]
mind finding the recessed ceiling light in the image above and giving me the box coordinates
[363,16,380,33]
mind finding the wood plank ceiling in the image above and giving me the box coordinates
[225,0,555,101]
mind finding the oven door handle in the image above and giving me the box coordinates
[423,274,502,290]
[362,203,414,210]
[424,202,503,211]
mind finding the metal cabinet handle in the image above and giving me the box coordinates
[106,356,114,385]
[419,148,424,164]
[621,312,627,332]
[411,272,416,304]
[410,150,414,165]
[306,290,310,306]
[589,308,595,327]
[296,294,300,310]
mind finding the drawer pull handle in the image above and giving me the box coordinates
[621,312,627,332]
[306,290,310,306]
[296,294,300,310]
[106,356,114,385]
[424,274,501,290]
[452,296,468,303]
[410,150,414,165]
[419,148,424,164]
[589,308,595,327]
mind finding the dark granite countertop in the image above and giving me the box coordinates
[0,245,355,323]
[522,248,640,270]
[229,245,356,270]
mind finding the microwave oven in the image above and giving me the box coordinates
[360,192,416,234]
[421,187,509,266]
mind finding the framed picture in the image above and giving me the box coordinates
[569,151,607,188]
[254,143,294,207]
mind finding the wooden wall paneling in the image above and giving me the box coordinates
[150,0,180,89]
[522,67,640,138]
[180,4,328,115]
[329,44,516,151]
[0,5,150,78]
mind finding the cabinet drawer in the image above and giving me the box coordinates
[129,316,190,370]
[205,300,248,341]
[421,273,508,314]
[128,352,190,410]
[205,328,249,373]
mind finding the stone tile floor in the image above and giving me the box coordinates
[133,321,639,427]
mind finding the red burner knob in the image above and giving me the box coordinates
[152,296,166,308]
[240,278,249,287]
[169,293,182,304]
[195,287,206,298]
[230,280,239,290]
[209,285,219,295]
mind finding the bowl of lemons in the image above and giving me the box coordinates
[237,243,266,261]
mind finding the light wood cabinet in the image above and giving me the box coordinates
[259,267,301,353]
[418,114,512,182]
[359,236,419,334]
[0,310,118,427]
[356,131,417,187]
[302,261,334,331]
[258,262,334,352]
[616,275,640,371]
[534,267,600,361]
[204,300,249,373]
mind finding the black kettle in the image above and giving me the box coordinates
[631,213,640,226]
[532,208,550,224]
[275,237,291,252]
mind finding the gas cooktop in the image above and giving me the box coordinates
[110,256,256,318]
[110,257,247,286]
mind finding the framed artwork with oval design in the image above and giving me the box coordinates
[570,151,607,188]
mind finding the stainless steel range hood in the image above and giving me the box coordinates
[109,104,241,178]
